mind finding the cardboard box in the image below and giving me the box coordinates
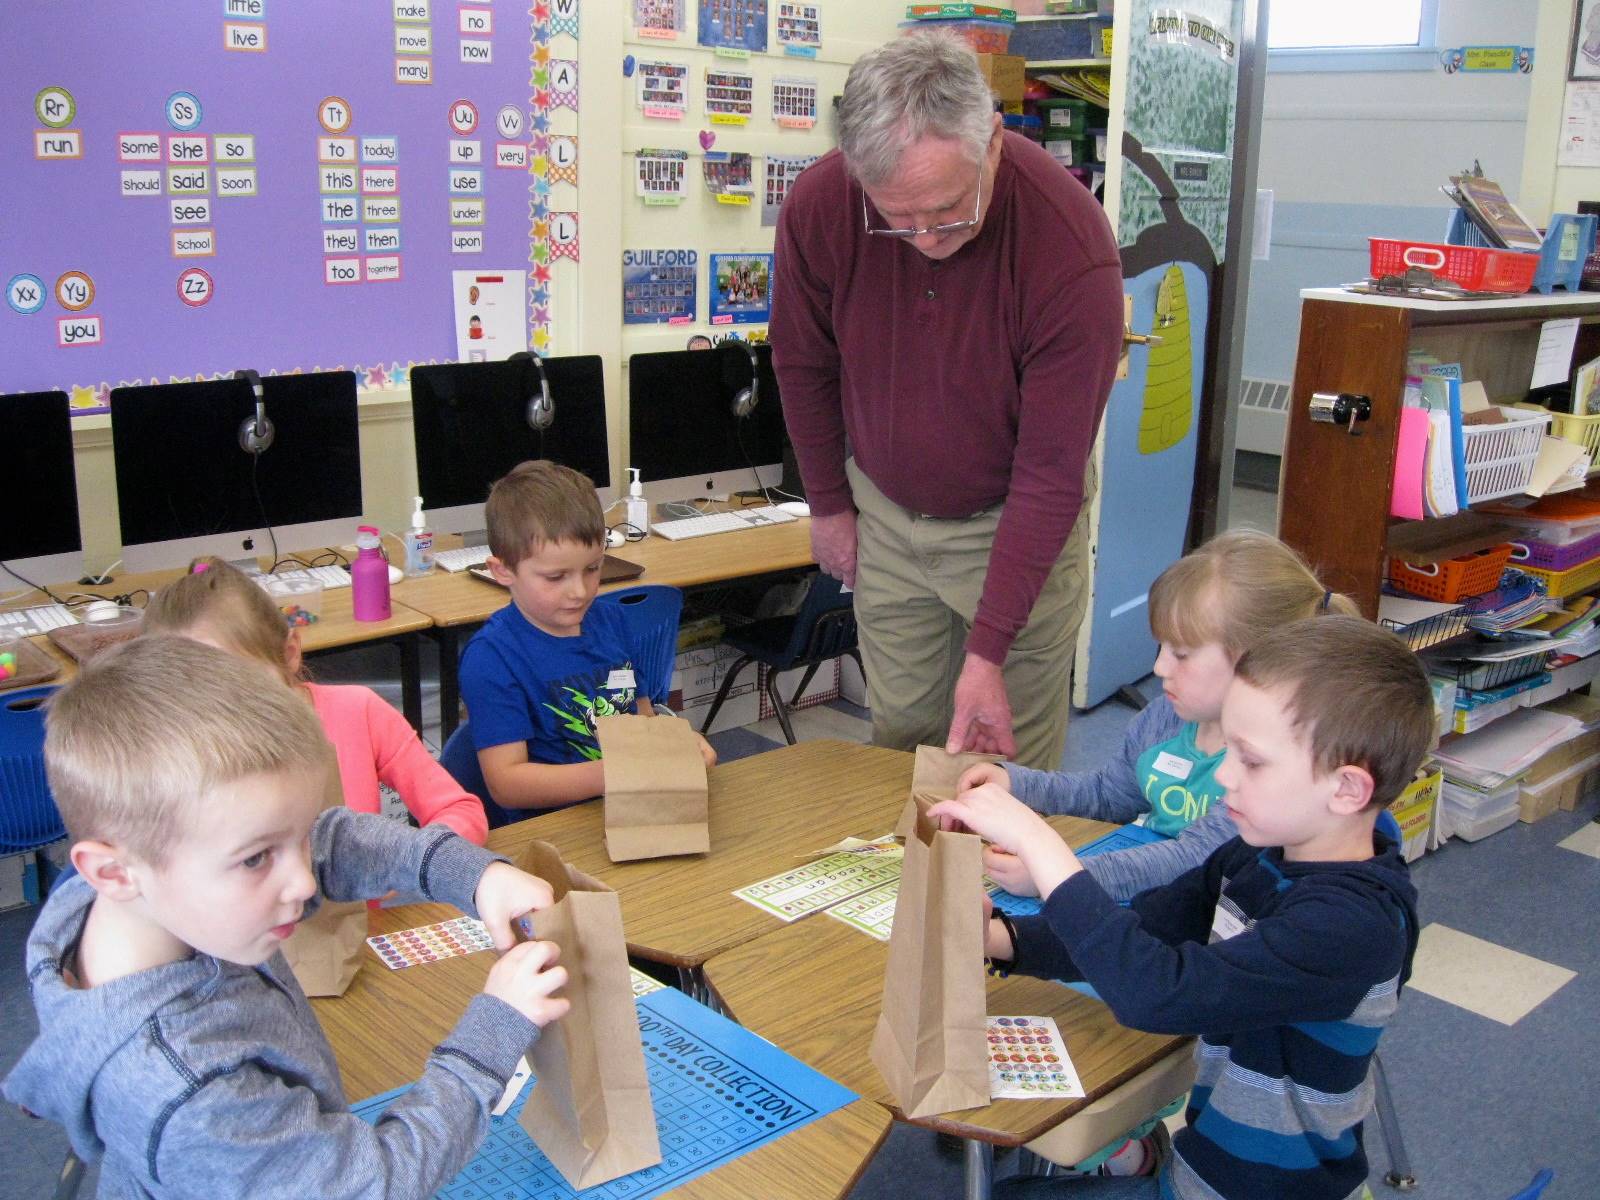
[1389,767,1442,863]
[976,53,1026,103]
[758,657,842,720]
[1520,752,1600,819]
[840,652,868,708]
[668,642,759,733]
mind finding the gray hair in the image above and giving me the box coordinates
[838,30,997,187]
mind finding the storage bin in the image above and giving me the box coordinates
[1517,554,1600,599]
[1036,97,1088,136]
[1369,238,1538,294]
[263,576,324,626]
[1008,14,1111,59]
[1387,544,1514,603]
[1380,603,1470,651]
[1544,409,1600,468]
[898,17,1014,53]
[1507,525,1600,570]
[1460,406,1550,503]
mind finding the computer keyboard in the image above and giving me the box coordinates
[264,565,352,590]
[0,603,79,637]
[651,506,798,541]
[435,545,491,573]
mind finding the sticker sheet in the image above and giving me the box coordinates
[366,915,495,970]
[987,1016,1085,1100]
[353,985,856,1200]
[734,850,903,922]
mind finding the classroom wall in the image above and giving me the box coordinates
[1521,0,1598,222]
[1241,0,1537,387]
[63,3,905,571]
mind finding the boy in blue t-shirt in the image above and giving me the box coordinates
[459,460,717,820]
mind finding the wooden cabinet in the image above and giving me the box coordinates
[1278,288,1600,619]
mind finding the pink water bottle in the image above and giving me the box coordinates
[350,525,391,622]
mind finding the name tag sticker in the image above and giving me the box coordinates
[1210,905,1247,942]
[1152,750,1192,780]
[605,669,637,691]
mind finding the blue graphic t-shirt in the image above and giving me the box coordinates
[1132,721,1226,838]
[459,600,640,764]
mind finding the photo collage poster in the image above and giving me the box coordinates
[702,151,755,198]
[772,76,817,127]
[636,148,689,203]
[623,247,698,324]
[762,153,818,226]
[698,0,768,52]
[776,3,821,56]
[633,0,685,39]
[637,59,689,119]
[709,252,773,324]
[704,67,756,123]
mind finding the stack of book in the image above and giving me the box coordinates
[1441,172,1543,252]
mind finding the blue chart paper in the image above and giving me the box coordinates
[351,985,855,1200]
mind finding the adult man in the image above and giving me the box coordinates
[771,31,1123,769]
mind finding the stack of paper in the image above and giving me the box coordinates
[1431,707,1587,789]
[1466,573,1562,634]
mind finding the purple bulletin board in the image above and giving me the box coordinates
[1,2,556,409]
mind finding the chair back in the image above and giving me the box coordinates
[0,686,64,855]
[1376,808,1402,844]
[778,574,857,669]
[439,723,522,831]
[593,585,684,703]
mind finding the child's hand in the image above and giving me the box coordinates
[928,782,1041,856]
[485,939,570,1028]
[957,762,1009,793]
[984,847,1038,897]
[475,862,555,951]
[694,731,718,769]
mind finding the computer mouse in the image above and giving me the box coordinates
[776,501,811,518]
[387,564,404,586]
[606,528,627,548]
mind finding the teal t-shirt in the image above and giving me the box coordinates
[1133,721,1226,838]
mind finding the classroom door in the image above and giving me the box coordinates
[1073,0,1250,708]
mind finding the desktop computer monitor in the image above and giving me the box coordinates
[0,390,84,586]
[627,342,785,503]
[409,354,613,538]
[110,371,364,572]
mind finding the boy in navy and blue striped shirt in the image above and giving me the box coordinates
[931,616,1432,1200]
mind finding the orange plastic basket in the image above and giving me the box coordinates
[1369,238,1537,294]
[1387,544,1515,603]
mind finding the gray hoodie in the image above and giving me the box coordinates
[4,808,538,1199]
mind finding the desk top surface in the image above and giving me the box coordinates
[391,517,815,628]
[311,902,890,1200]
[485,740,912,969]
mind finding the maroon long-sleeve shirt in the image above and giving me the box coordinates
[771,131,1124,665]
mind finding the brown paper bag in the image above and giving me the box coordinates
[596,714,710,862]
[514,841,662,1189]
[894,745,1005,838]
[871,795,990,1118]
[282,748,368,997]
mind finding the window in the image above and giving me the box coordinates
[1267,0,1438,72]
[1268,0,1428,50]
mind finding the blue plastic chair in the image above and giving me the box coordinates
[592,585,683,705]
[438,722,523,830]
[0,685,64,855]
[699,573,860,743]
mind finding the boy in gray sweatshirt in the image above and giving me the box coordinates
[5,636,569,1198]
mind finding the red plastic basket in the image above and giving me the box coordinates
[1369,238,1537,294]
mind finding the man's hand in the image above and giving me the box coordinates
[694,731,718,769]
[946,653,1016,758]
[484,940,571,1028]
[983,847,1037,897]
[810,510,858,589]
[474,862,555,952]
[958,761,1010,793]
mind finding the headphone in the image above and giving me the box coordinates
[234,368,275,455]
[723,339,760,418]
[508,351,554,430]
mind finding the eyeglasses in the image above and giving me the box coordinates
[862,161,984,239]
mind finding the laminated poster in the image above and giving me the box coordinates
[452,269,526,361]
[698,0,767,53]
[709,252,772,325]
[623,247,697,325]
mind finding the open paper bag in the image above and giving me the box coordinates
[871,795,990,1118]
[894,745,1004,838]
[282,747,367,997]
[515,840,662,1189]
[597,714,710,862]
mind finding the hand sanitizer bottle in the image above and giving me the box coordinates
[403,496,435,577]
[626,467,650,536]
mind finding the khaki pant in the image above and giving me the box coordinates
[847,459,1090,771]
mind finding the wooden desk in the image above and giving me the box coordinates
[310,901,891,1200]
[2,561,435,729]
[392,516,816,740]
[485,740,909,973]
